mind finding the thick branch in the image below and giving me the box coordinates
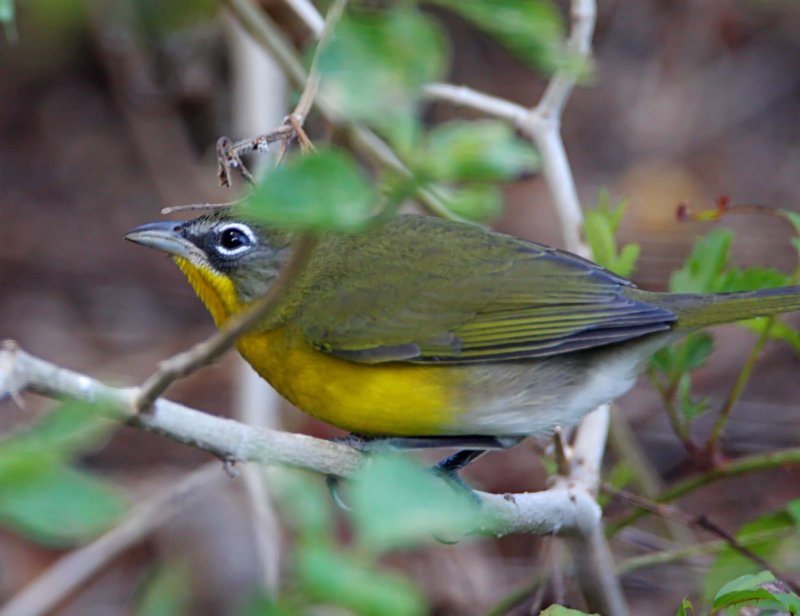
[0,342,601,539]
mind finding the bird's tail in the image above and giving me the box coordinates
[649,285,800,329]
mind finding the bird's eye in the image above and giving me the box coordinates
[216,224,254,255]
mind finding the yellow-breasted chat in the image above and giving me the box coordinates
[126,212,800,471]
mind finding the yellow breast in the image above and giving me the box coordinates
[237,327,459,435]
[173,256,460,435]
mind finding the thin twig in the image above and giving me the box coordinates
[606,446,800,536]
[647,367,697,455]
[161,198,247,215]
[0,463,224,616]
[135,235,316,411]
[706,316,775,455]
[602,484,800,593]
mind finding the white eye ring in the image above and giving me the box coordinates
[216,223,257,256]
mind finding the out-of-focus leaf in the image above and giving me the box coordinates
[443,184,504,223]
[651,332,713,381]
[236,593,295,616]
[318,7,446,133]
[137,562,191,616]
[270,469,332,539]
[741,318,800,356]
[427,0,575,74]
[137,0,217,34]
[0,464,127,546]
[782,210,800,236]
[584,192,639,277]
[710,571,797,612]
[670,229,732,293]
[675,597,693,616]
[423,120,539,182]
[349,454,481,554]
[0,0,14,40]
[245,149,376,232]
[676,373,709,420]
[296,543,425,616]
[716,267,790,293]
[538,606,599,616]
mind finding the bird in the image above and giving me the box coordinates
[126,211,800,474]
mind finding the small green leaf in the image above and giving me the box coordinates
[427,0,575,74]
[443,184,504,222]
[584,192,639,277]
[244,149,376,232]
[0,464,127,546]
[670,229,732,293]
[676,373,709,420]
[791,237,800,260]
[716,267,789,294]
[423,120,540,182]
[675,597,693,616]
[318,7,446,129]
[712,571,785,611]
[0,0,14,40]
[270,469,333,539]
[538,606,599,616]
[786,499,800,526]
[677,333,714,373]
[349,454,481,554]
[296,543,425,616]
[782,210,800,236]
[137,562,191,616]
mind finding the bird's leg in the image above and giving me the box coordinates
[327,434,525,507]
[331,433,521,452]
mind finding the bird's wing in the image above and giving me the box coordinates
[291,216,676,364]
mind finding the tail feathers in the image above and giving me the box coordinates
[652,285,800,329]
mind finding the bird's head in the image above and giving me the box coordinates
[125,211,292,326]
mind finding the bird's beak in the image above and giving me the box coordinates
[125,221,195,259]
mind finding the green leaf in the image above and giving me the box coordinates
[676,373,709,420]
[423,120,539,182]
[675,597,693,616]
[318,7,446,131]
[443,184,504,223]
[782,210,800,236]
[538,606,599,616]
[270,469,333,539]
[0,0,14,40]
[137,562,191,616]
[670,229,732,293]
[716,267,790,294]
[349,454,481,554]
[427,0,575,74]
[584,192,639,277]
[711,571,786,612]
[296,543,425,616]
[244,149,376,232]
[0,464,127,546]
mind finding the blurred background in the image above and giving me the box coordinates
[1,0,800,614]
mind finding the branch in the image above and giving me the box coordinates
[603,484,800,593]
[606,446,800,536]
[0,464,224,616]
[0,342,603,539]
